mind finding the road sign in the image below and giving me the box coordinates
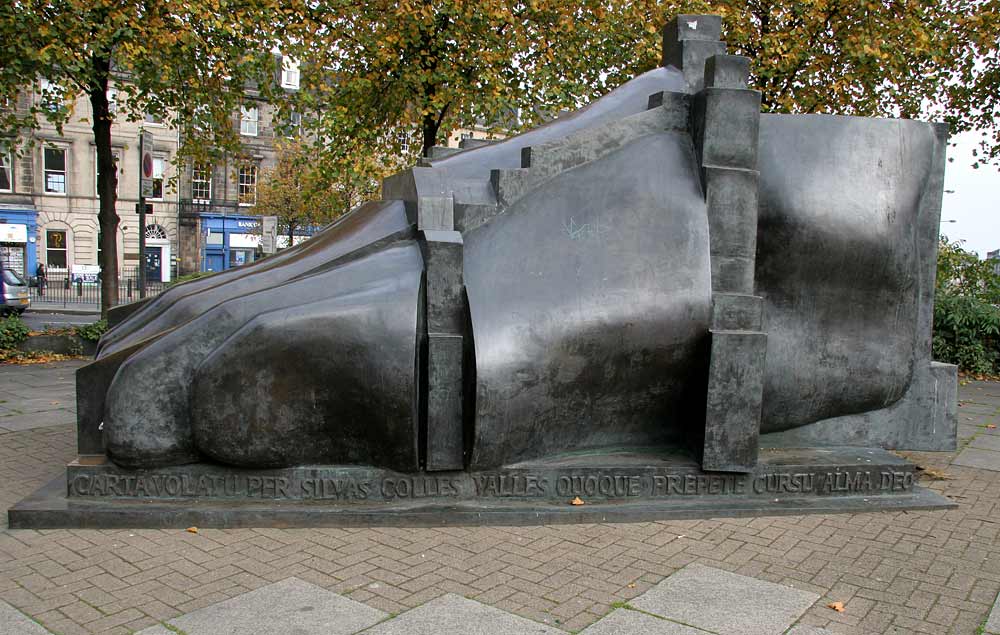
[139,131,154,198]
[261,216,278,255]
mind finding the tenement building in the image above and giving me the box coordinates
[0,82,179,282]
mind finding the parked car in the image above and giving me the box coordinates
[1,268,30,315]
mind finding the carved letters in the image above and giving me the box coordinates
[67,468,915,501]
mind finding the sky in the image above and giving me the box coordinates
[941,130,999,259]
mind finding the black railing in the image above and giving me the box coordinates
[28,266,169,307]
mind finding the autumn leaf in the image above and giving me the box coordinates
[827,601,845,613]
[186,526,199,534]
[570,496,585,506]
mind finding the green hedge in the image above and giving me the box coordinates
[933,237,1000,374]
[0,313,29,352]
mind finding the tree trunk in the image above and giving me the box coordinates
[421,112,439,158]
[89,53,119,319]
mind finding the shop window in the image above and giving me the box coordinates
[44,147,66,194]
[238,165,257,206]
[46,229,67,269]
[192,163,212,202]
[0,152,11,192]
[240,105,259,136]
[229,248,255,268]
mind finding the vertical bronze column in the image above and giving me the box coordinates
[665,15,767,472]
[418,194,467,471]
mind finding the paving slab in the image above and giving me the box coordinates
[135,577,386,635]
[0,409,76,432]
[786,627,838,635]
[0,599,53,634]
[986,593,1000,635]
[360,593,562,635]
[631,563,819,635]
[579,608,710,634]
[971,434,1000,452]
[953,447,1000,471]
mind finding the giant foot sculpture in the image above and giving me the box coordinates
[85,14,956,480]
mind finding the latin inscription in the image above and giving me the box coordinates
[68,469,914,501]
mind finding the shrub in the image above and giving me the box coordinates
[0,313,30,351]
[74,319,108,342]
[167,271,216,287]
[933,237,1000,374]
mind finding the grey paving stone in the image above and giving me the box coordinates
[579,609,711,634]
[953,447,1000,472]
[0,409,76,432]
[136,577,386,635]
[786,626,838,635]
[631,563,819,635]
[361,593,562,635]
[959,423,981,439]
[971,434,1000,452]
[986,593,1000,634]
[0,599,54,634]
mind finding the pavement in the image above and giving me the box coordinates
[1,360,1000,635]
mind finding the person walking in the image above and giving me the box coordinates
[36,262,46,297]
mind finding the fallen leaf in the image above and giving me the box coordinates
[915,465,952,480]
[186,526,199,534]
[988,424,996,430]
[570,496,585,506]
[627,583,637,589]
[827,601,845,613]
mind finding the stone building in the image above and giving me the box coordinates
[1,82,181,282]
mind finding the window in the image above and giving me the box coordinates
[192,163,212,203]
[281,56,300,89]
[285,110,302,137]
[106,87,117,115]
[44,147,66,194]
[151,157,165,199]
[461,132,473,141]
[238,165,257,205]
[144,112,163,125]
[145,224,168,240]
[46,230,67,268]
[39,78,63,111]
[95,150,121,195]
[240,105,259,136]
[0,152,11,192]
[396,131,410,155]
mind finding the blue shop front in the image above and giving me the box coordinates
[201,214,262,272]
[200,214,317,273]
[0,206,39,278]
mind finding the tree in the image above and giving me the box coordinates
[254,139,367,247]
[933,237,1000,374]
[0,0,305,317]
[286,0,996,195]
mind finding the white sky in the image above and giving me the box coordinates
[941,129,999,259]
